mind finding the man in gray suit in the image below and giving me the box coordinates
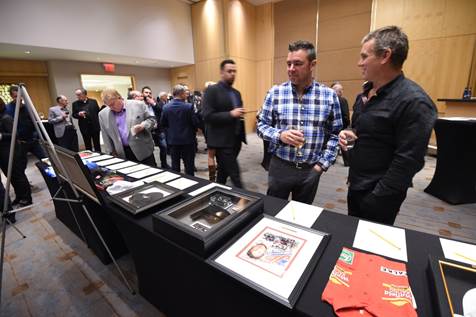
[99,88,157,166]
[48,95,79,151]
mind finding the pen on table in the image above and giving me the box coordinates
[369,228,401,251]
[454,252,476,264]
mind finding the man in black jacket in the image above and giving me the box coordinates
[339,26,437,225]
[203,59,246,188]
[72,88,101,151]
[161,85,199,176]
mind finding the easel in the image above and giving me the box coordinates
[0,84,135,308]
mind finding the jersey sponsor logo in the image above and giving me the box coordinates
[329,265,352,287]
[339,248,354,265]
[380,266,407,277]
[381,283,414,307]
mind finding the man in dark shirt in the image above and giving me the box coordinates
[331,82,351,166]
[339,26,437,225]
[144,87,169,169]
[160,85,199,176]
[72,88,101,151]
[203,59,246,188]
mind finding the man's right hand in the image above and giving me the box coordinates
[230,107,245,118]
[338,129,357,151]
[280,129,304,147]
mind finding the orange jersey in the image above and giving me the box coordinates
[322,247,417,317]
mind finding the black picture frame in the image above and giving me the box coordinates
[427,255,476,317]
[109,181,185,215]
[152,187,263,257]
[207,214,330,309]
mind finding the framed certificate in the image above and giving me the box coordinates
[153,187,262,257]
[208,214,330,308]
[428,255,476,317]
[109,181,185,215]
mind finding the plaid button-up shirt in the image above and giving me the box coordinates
[257,81,343,170]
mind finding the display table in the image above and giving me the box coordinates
[35,161,129,264]
[103,190,445,316]
[424,118,476,204]
[437,98,476,117]
[37,153,470,316]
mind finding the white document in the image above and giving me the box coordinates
[166,177,198,190]
[127,168,162,179]
[353,220,408,262]
[214,216,324,301]
[106,161,137,170]
[440,238,476,266]
[189,183,231,196]
[85,154,113,162]
[96,158,124,166]
[275,200,323,228]
[118,164,149,174]
[142,171,180,183]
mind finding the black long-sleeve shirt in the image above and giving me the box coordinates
[349,74,437,196]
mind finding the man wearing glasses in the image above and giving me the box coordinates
[99,88,157,166]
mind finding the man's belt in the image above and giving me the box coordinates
[274,155,315,169]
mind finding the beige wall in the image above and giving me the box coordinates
[0,59,52,116]
[317,0,372,103]
[372,0,476,115]
[273,0,317,84]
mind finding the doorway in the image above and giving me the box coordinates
[80,74,134,104]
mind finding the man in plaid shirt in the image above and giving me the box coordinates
[257,40,343,204]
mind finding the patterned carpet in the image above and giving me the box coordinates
[1,133,475,316]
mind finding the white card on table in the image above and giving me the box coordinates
[353,220,408,262]
[96,158,124,166]
[84,154,113,162]
[275,200,323,228]
[440,238,476,266]
[118,164,149,174]
[127,168,162,179]
[142,171,180,183]
[106,161,137,170]
[166,177,198,190]
[188,183,231,196]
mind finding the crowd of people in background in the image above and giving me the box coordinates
[1,25,437,227]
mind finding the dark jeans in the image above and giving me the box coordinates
[215,138,243,188]
[153,131,169,168]
[347,188,407,225]
[170,144,195,176]
[267,156,321,204]
[80,129,101,152]
[17,139,47,171]
[57,126,79,152]
[124,146,157,167]
[0,145,32,203]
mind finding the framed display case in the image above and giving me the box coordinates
[428,255,476,317]
[153,187,263,257]
[109,181,185,215]
[207,214,330,309]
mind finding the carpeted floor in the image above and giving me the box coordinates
[1,133,475,316]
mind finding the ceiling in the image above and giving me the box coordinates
[0,42,189,68]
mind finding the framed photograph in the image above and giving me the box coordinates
[109,181,185,215]
[153,187,262,257]
[208,214,330,308]
[427,255,476,317]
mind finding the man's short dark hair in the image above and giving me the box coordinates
[288,40,316,62]
[141,86,152,93]
[220,59,236,70]
[9,85,19,95]
[362,26,409,68]
[76,88,87,95]
[56,96,63,103]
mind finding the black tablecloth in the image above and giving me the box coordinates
[35,162,128,264]
[425,118,476,204]
[103,186,444,317]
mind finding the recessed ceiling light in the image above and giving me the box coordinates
[96,57,100,60]
[135,60,139,64]
[24,50,31,54]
